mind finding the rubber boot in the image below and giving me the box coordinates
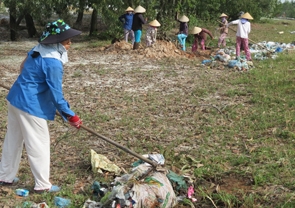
[133,42,139,50]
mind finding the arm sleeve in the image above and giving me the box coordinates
[44,59,75,120]
[118,14,125,23]
[204,29,213,39]
[228,19,239,26]
[139,14,147,24]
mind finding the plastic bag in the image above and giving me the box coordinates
[90,149,121,175]
[131,172,177,208]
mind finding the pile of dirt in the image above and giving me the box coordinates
[98,40,214,60]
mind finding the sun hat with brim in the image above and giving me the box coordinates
[39,19,82,44]
[149,19,161,27]
[134,5,146,13]
[241,12,253,20]
[178,15,189,23]
[125,6,134,12]
[191,27,202,35]
[220,13,228,18]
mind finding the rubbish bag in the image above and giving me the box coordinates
[102,164,178,208]
[131,172,177,208]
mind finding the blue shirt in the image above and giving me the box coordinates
[7,49,75,121]
[119,13,134,30]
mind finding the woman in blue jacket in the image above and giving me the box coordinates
[119,6,135,44]
[0,19,82,193]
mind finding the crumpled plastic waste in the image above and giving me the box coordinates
[201,59,212,65]
[54,197,71,208]
[83,199,102,208]
[227,59,249,71]
[166,170,188,190]
[22,201,49,208]
[187,186,197,202]
[214,51,231,62]
[90,149,121,175]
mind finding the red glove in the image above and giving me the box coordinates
[68,115,82,129]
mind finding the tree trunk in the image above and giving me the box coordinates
[25,13,37,38]
[89,7,98,36]
[75,0,85,29]
[75,11,84,29]
[9,2,17,41]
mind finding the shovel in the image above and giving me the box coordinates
[0,83,158,168]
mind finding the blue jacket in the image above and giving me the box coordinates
[7,49,75,121]
[119,13,134,30]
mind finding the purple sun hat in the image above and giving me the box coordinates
[39,19,81,44]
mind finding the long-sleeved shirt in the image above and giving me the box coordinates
[132,13,146,31]
[195,28,213,40]
[178,22,188,35]
[228,19,251,39]
[118,13,134,30]
[219,19,228,34]
[7,46,75,121]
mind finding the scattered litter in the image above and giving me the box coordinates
[54,196,71,207]
[187,186,197,202]
[83,199,101,208]
[15,188,29,197]
[278,31,284,34]
[22,201,49,208]
[202,59,212,65]
[91,149,121,175]
[167,170,188,190]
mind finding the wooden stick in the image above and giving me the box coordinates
[0,82,158,168]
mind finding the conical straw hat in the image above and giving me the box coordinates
[125,6,134,12]
[191,27,202,34]
[241,12,253,20]
[134,5,146,13]
[149,19,161,27]
[220,13,228,18]
[178,15,189,23]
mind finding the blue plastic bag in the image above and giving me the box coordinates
[54,197,71,207]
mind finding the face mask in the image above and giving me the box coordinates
[241,18,248,24]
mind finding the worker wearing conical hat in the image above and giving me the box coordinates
[146,19,161,47]
[191,27,213,52]
[118,6,135,44]
[218,13,229,48]
[227,12,253,61]
[176,13,189,51]
[131,5,147,49]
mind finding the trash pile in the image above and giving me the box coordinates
[200,41,295,71]
[83,150,196,208]
[200,48,254,72]
[14,150,195,208]
[250,41,295,60]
